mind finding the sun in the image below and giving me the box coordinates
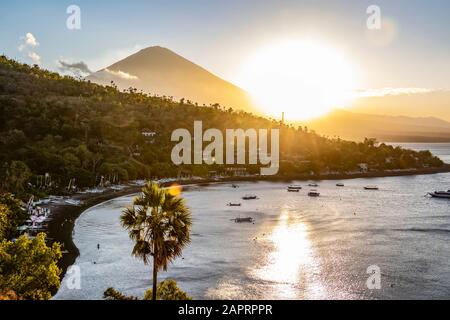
[239,40,359,120]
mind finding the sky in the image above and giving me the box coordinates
[1,0,449,91]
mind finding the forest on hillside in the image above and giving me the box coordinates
[0,56,444,195]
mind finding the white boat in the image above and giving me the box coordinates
[65,199,83,206]
[110,185,126,191]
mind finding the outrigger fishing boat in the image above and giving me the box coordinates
[227,202,242,206]
[428,190,450,199]
[231,217,254,223]
[287,185,302,191]
[242,194,258,200]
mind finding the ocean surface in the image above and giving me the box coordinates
[54,144,450,300]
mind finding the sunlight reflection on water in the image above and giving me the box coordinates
[249,208,325,299]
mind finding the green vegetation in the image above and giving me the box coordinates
[104,287,139,300]
[121,182,191,300]
[0,193,27,241]
[0,233,61,300]
[104,279,190,300]
[0,194,61,300]
[144,279,192,300]
[0,56,444,195]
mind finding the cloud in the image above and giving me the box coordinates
[18,33,41,65]
[356,88,444,97]
[58,60,92,76]
[103,68,139,80]
[24,33,39,47]
[28,52,41,65]
[18,33,39,51]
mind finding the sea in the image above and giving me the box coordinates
[54,143,450,300]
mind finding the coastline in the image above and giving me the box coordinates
[49,164,450,281]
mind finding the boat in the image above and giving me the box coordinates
[227,203,242,206]
[308,190,320,197]
[288,185,302,190]
[287,188,300,192]
[364,186,379,190]
[308,183,319,187]
[231,217,254,223]
[336,183,345,187]
[65,199,83,206]
[429,191,450,199]
[242,194,258,200]
[231,184,239,188]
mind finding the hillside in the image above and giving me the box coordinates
[0,56,444,194]
[87,46,258,113]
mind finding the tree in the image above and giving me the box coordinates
[0,205,9,241]
[144,279,192,300]
[120,182,191,300]
[0,193,27,240]
[104,287,138,300]
[104,279,191,300]
[0,233,62,300]
[0,161,31,192]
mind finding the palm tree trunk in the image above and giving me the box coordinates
[152,245,158,300]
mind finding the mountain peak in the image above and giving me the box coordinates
[87,45,257,113]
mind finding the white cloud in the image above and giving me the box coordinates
[28,52,41,65]
[18,32,41,65]
[104,68,138,80]
[25,33,39,47]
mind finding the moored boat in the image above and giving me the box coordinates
[242,194,258,200]
[227,202,242,206]
[364,186,379,190]
[429,191,450,199]
[308,183,319,187]
[308,190,320,197]
[336,183,345,187]
[231,217,254,223]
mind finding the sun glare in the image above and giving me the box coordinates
[239,40,359,120]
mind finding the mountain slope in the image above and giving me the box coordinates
[303,109,450,142]
[87,46,258,113]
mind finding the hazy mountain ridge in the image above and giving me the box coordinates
[303,109,450,142]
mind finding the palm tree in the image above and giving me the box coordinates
[120,182,191,300]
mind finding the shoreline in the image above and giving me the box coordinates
[48,164,450,281]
